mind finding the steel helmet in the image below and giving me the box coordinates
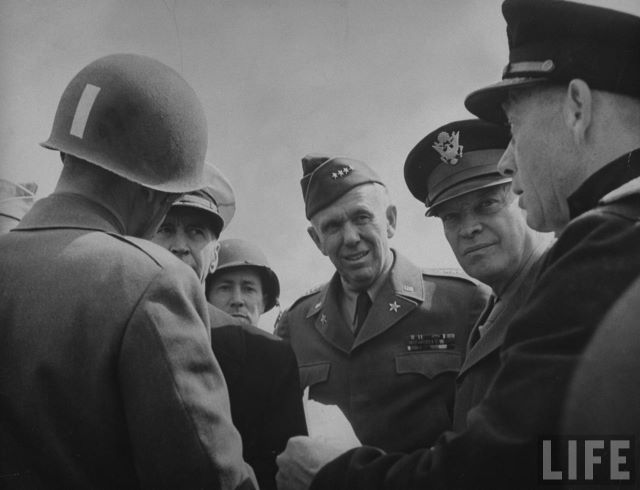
[208,238,280,312]
[170,163,236,237]
[41,53,208,192]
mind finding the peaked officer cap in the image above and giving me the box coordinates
[465,0,640,123]
[171,163,235,237]
[405,119,511,215]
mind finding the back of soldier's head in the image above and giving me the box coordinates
[42,53,208,194]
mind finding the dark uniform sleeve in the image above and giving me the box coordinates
[117,261,256,490]
[311,202,640,489]
[251,335,308,490]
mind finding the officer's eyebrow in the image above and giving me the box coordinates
[319,216,343,232]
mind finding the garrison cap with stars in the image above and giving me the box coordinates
[465,0,640,124]
[300,153,384,219]
[171,162,235,237]
[404,119,511,216]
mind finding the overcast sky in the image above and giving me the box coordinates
[2,0,638,330]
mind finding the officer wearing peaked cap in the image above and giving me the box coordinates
[275,153,488,457]
[405,119,552,432]
[0,54,254,489]
[153,162,236,286]
[288,2,640,489]
[152,172,307,490]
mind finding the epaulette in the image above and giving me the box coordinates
[422,267,480,286]
[285,283,325,311]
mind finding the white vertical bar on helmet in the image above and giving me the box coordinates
[70,84,101,138]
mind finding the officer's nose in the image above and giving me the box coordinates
[342,221,360,246]
[497,141,516,177]
[459,212,482,239]
[169,229,190,257]
[230,286,245,306]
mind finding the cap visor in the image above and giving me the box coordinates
[171,201,224,235]
[427,176,512,217]
[465,77,550,124]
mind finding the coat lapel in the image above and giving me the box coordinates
[306,275,354,354]
[353,253,427,350]
[458,301,508,376]
[458,244,549,377]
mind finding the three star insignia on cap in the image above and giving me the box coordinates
[389,301,400,313]
[330,165,354,179]
[432,130,463,165]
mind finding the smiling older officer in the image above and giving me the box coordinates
[405,118,551,431]
[275,154,488,453]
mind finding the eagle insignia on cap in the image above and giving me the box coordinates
[331,165,354,179]
[432,131,463,165]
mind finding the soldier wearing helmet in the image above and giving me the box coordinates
[0,54,254,489]
[152,178,306,490]
[206,238,280,327]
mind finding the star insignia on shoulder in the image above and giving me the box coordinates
[389,301,400,313]
[331,172,338,179]
[320,313,327,326]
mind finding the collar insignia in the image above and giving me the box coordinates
[389,301,400,313]
[330,165,354,179]
[432,131,463,165]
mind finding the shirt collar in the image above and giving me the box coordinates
[567,148,640,219]
[340,249,395,327]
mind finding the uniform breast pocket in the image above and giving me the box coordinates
[299,362,331,388]
[395,351,461,379]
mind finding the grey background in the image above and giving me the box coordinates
[1,0,636,330]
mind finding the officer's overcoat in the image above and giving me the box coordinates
[452,241,548,431]
[0,194,252,489]
[211,315,308,490]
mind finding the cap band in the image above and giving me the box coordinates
[503,59,555,77]
[173,193,219,214]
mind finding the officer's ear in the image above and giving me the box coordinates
[385,204,397,239]
[564,79,592,146]
[208,240,221,274]
[307,226,327,255]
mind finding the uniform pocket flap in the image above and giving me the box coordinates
[299,362,331,387]
[395,352,461,379]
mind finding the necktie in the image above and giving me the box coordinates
[354,291,372,336]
